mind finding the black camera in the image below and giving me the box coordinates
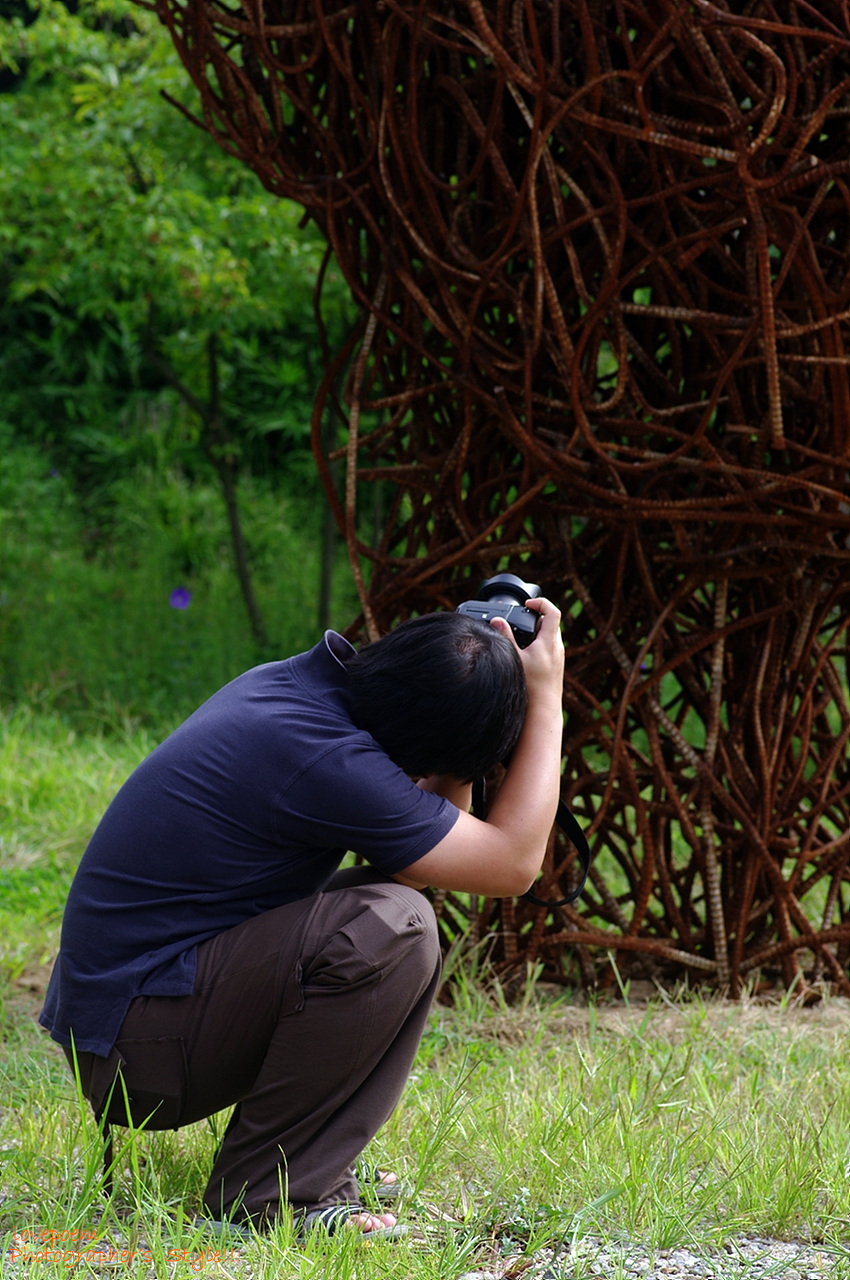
[456,573,543,648]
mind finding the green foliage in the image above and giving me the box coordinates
[0,0,360,699]
[0,437,359,720]
[0,0,353,486]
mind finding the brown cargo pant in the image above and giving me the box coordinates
[67,868,441,1226]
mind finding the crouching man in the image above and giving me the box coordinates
[40,600,564,1238]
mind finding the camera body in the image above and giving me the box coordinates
[456,573,542,648]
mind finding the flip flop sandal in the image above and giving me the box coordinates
[298,1204,408,1242]
[357,1165,407,1202]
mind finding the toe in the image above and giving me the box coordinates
[351,1210,397,1234]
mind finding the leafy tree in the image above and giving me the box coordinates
[0,0,354,643]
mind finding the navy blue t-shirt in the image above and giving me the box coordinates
[40,632,458,1057]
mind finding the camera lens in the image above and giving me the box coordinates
[477,573,541,606]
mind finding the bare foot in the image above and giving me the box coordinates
[350,1210,398,1234]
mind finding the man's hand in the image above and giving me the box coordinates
[492,595,565,705]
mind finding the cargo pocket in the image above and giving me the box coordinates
[99,1035,189,1131]
[306,889,433,990]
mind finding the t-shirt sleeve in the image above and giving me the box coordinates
[274,740,459,876]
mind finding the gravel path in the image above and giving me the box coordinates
[462,1235,845,1279]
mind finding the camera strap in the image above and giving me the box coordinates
[471,780,592,907]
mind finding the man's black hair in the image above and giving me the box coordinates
[345,611,528,781]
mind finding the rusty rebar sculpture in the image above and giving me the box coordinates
[145,0,850,995]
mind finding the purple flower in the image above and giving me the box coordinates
[169,587,192,610]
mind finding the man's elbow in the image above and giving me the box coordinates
[488,866,543,898]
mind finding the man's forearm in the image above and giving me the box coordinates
[483,691,563,885]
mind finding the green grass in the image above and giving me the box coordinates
[4,713,850,1278]
[0,444,359,726]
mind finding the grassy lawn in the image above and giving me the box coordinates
[3,708,850,1278]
